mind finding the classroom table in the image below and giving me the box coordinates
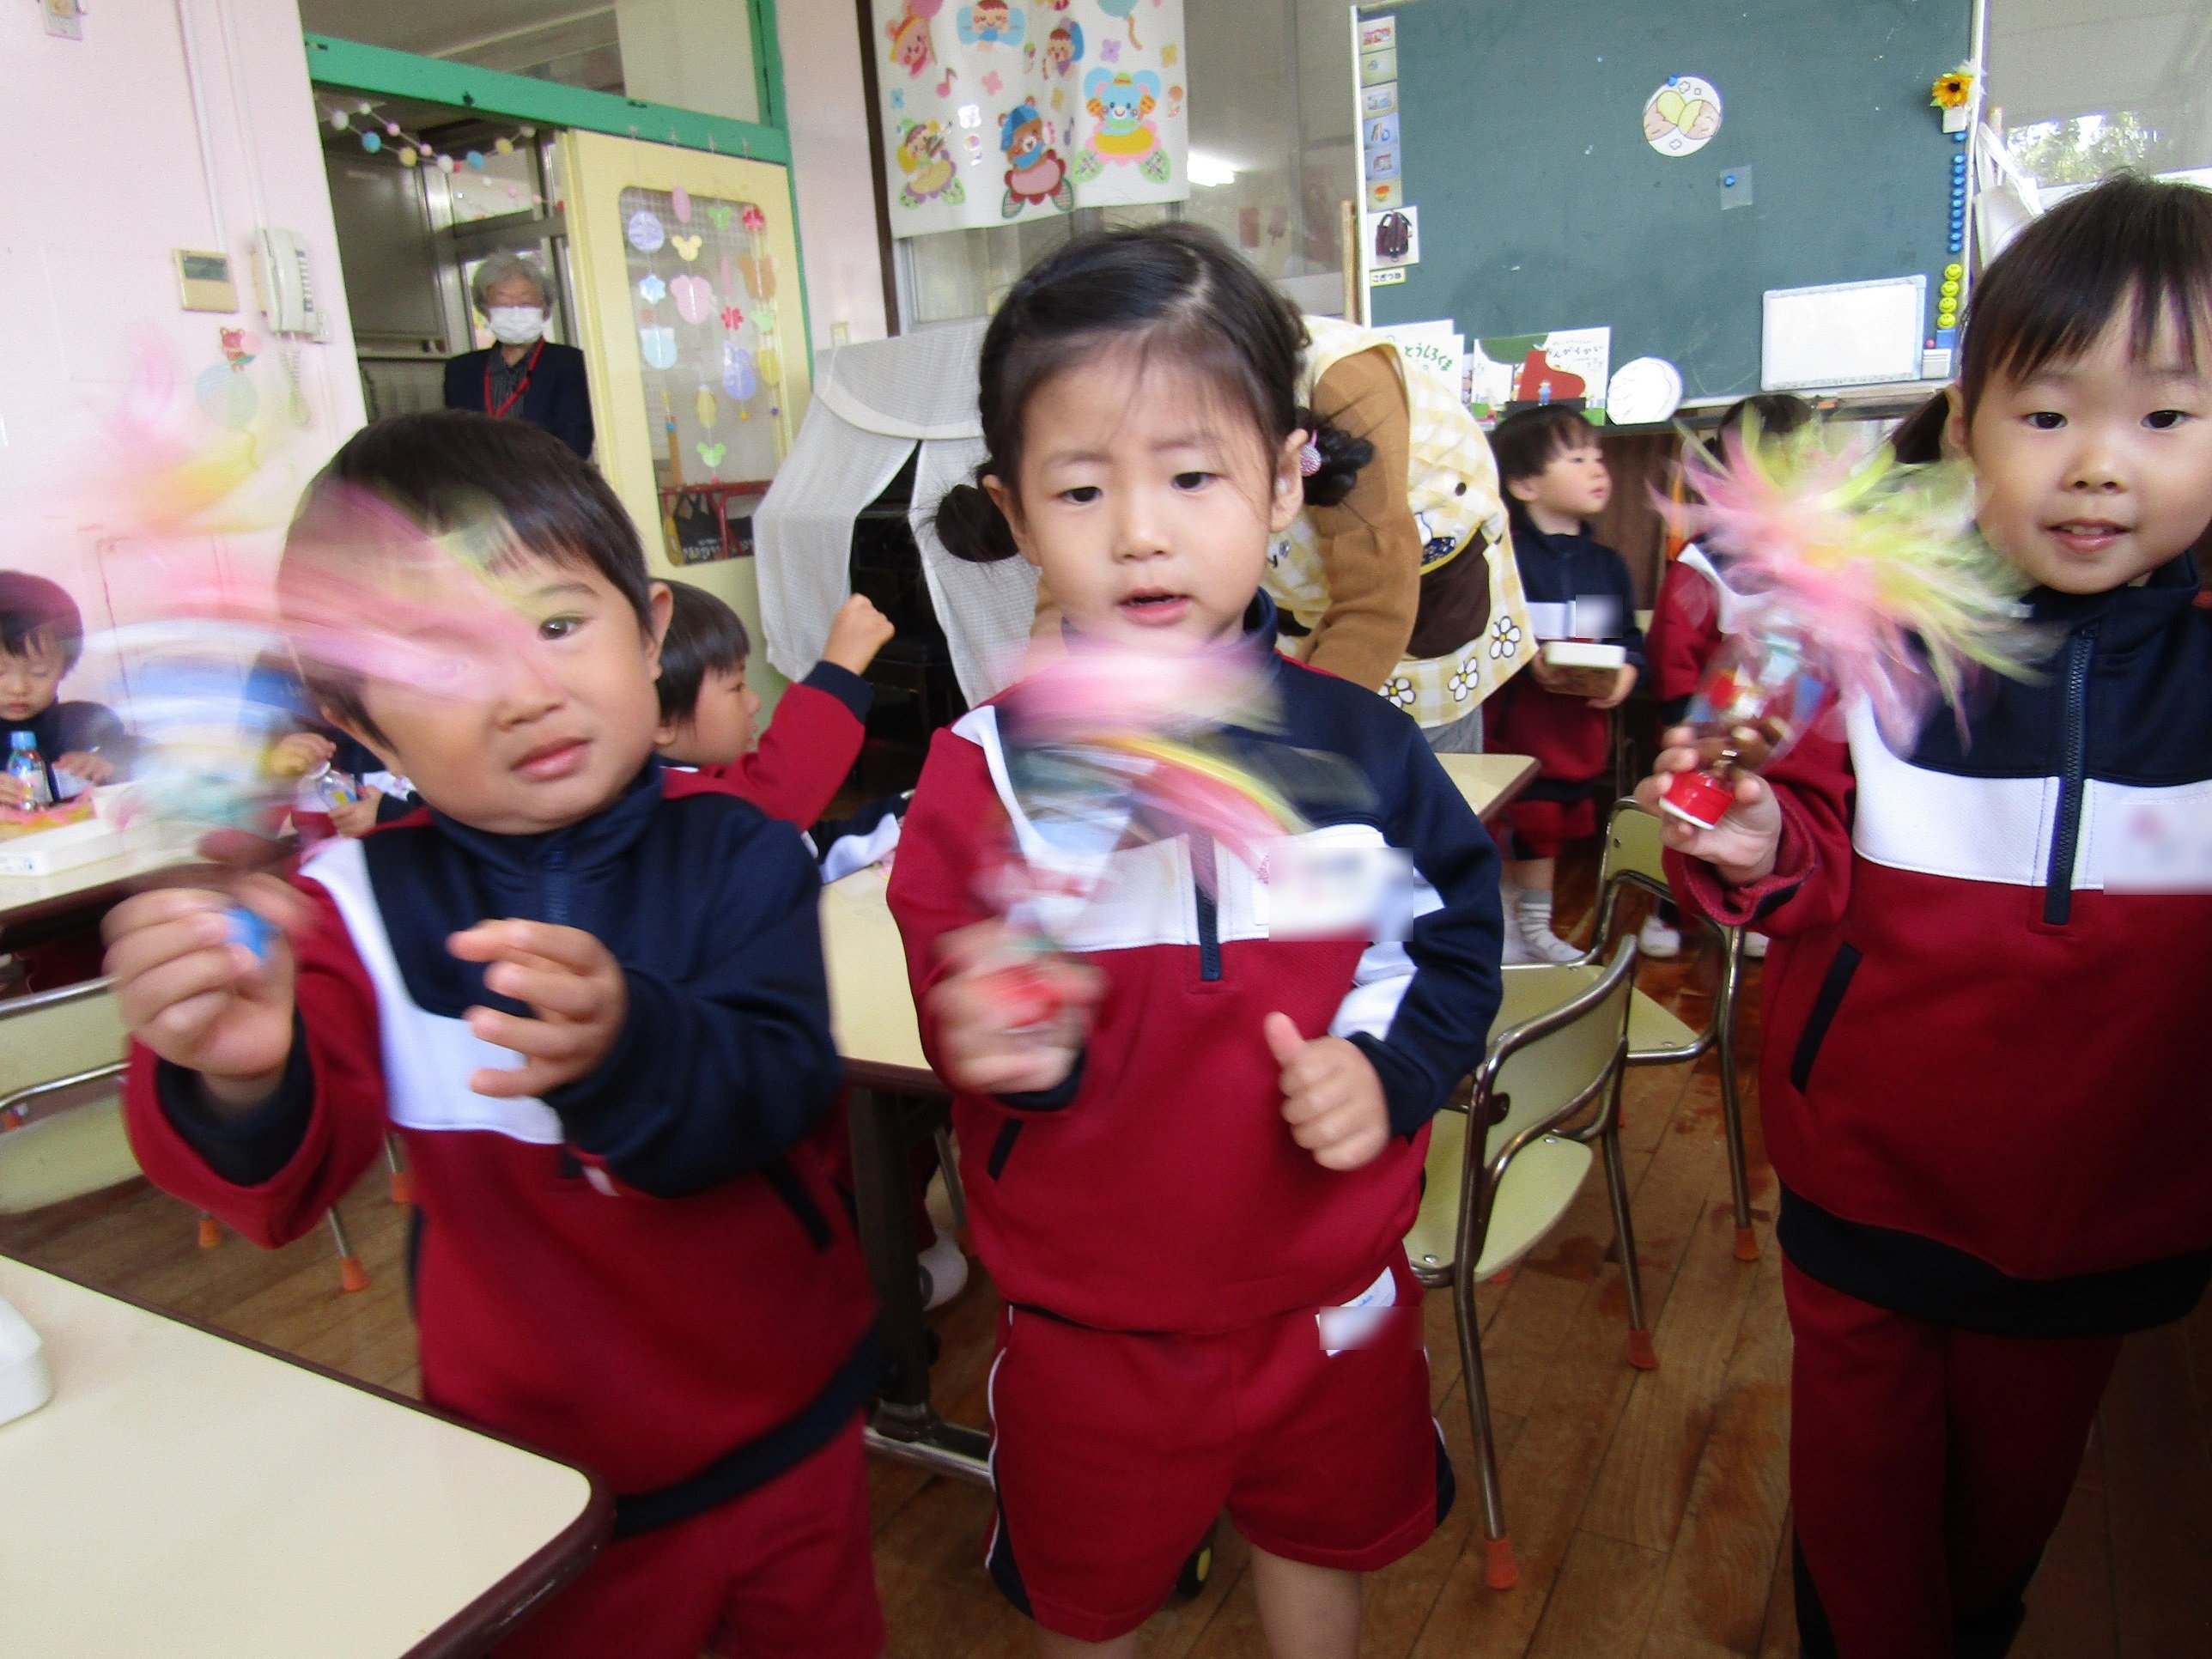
[0,1255,611,1658]
[0,837,204,955]
[824,750,1538,1486]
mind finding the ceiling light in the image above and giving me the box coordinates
[1188,152,1238,187]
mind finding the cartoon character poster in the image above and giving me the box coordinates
[873,0,1186,236]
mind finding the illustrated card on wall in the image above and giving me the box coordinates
[1375,319,1463,390]
[1359,46,1397,86]
[1366,205,1419,269]
[1362,81,1398,117]
[1358,15,1395,52]
[874,0,1188,237]
[1468,327,1612,422]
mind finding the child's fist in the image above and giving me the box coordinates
[1590,663,1638,709]
[1264,1012,1390,1171]
[54,750,115,787]
[823,594,897,676]
[1632,726,1784,885]
[927,921,1101,1097]
[266,732,336,781]
[101,878,308,1108]
[328,787,383,839]
[447,921,628,1098]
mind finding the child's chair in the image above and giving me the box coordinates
[0,979,370,1291]
[1406,938,1642,1592]
[1523,800,1759,1260]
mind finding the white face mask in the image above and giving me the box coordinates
[486,306,545,346]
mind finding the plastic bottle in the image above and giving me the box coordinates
[6,732,52,809]
[1660,626,1834,828]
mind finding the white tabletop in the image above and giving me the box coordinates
[819,755,1536,1085]
[0,1256,603,1658]
[0,838,199,932]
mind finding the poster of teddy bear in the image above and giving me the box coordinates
[873,0,1188,237]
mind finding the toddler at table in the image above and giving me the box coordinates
[103,411,883,1659]
[1643,175,2212,1659]
[889,223,1503,1657]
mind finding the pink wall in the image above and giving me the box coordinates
[780,3,890,347]
[0,0,362,634]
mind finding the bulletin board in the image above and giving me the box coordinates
[1366,0,1976,406]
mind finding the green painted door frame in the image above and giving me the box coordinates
[303,0,811,365]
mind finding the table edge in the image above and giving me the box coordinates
[0,1250,616,1658]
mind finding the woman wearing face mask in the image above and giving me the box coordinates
[441,252,595,459]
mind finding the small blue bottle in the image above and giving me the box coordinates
[6,732,52,809]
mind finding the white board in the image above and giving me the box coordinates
[1760,276,1928,392]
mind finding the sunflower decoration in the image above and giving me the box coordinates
[1931,65,1974,112]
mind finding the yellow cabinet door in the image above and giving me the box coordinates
[561,129,810,703]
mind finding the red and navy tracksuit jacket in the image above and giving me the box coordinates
[1484,511,1646,808]
[699,662,872,830]
[125,765,878,1534]
[887,603,1505,1334]
[1671,556,2212,1334]
[1648,544,1730,723]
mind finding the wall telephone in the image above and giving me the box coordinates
[253,228,330,342]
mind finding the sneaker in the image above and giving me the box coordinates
[919,1235,969,1312]
[1511,898,1587,965]
[1638,914,1682,959]
[1521,921,1587,965]
[1743,931,1769,960]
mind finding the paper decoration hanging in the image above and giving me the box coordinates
[722,343,759,400]
[873,0,1188,237]
[637,273,668,305]
[1643,75,1722,158]
[672,234,704,262]
[672,275,715,323]
[696,441,727,470]
[628,210,667,252]
[640,326,678,370]
[671,185,693,222]
[696,387,719,428]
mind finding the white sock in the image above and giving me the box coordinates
[1516,889,1559,939]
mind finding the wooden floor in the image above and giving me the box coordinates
[5,880,2209,1657]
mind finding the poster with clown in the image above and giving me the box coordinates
[873,0,1188,236]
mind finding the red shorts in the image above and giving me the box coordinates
[498,1419,883,1659]
[984,1254,1451,1641]
[1498,791,1601,860]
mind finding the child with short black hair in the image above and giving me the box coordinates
[891,222,1502,1657]
[105,410,883,1659]
[1644,173,2212,1657]
[0,570,129,805]
[653,580,891,830]
[1482,405,1644,962]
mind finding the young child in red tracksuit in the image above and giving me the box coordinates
[1482,405,1644,963]
[653,580,893,830]
[889,224,1504,1656]
[1643,175,2212,1659]
[1640,393,1812,960]
[105,412,883,1659]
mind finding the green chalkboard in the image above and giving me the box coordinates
[1370,0,1972,405]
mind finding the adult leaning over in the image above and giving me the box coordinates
[443,253,594,459]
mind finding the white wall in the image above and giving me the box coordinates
[777,1,890,345]
[616,0,760,124]
[0,0,362,631]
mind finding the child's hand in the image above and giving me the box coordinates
[0,773,31,808]
[101,879,308,1109]
[447,921,629,1098]
[267,732,337,780]
[1264,1013,1390,1171]
[1590,663,1638,709]
[1529,656,1573,694]
[823,594,896,676]
[54,750,115,787]
[329,787,383,839]
[1633,726,1784,885]
[927,921,1102,1096]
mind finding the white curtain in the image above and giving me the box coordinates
[757,320,1037,703]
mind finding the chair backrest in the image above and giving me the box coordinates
[0,980,127,1105]
[1601,798,1670,896]
[1479,939,1638,1161]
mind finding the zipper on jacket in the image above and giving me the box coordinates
[1191,836,1223,983]
[544,841,571,926]
[2042,624,2096,926]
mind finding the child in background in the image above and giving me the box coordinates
[1,571,128,805]
[1641,174,2212,1659]
[1482,406,1644,963]
[653,580,892,830]
[890,224,1503,1657]
[1638,392,1813,958]
[104,412,882,1659]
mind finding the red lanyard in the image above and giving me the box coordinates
[483,341,545,420]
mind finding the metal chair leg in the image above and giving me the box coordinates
[327,1208,368,1293]
[1451,1119,1518,1590]
[931,1123,968,1239]
[1717,930,1759,1261]
[1597,1070,1659,1370]
[384,1133,412,1207]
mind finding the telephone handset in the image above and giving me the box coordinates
[253,228,330,341]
